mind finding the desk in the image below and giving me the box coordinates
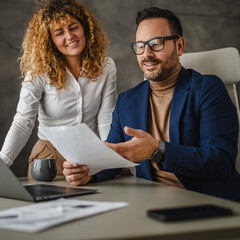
[0,176,240,240]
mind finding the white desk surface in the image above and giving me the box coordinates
[0,176,240,240]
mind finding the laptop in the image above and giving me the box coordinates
[0,159,97,202]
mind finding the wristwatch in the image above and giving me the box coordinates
[151,140,165,167]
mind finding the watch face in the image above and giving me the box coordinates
[152,141,165,166]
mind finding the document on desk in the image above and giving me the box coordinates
[0,198,129,233]
[39,124,138,175]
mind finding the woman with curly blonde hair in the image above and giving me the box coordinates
[0,0,117,186]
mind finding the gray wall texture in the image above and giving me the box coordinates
[0,0,240,176]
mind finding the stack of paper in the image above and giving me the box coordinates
[0,198,129,232]
[39,124,138,175]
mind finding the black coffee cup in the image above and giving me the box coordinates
[31,158,57,181]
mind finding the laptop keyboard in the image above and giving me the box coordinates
[26,187,64,196]
[24,184,97,201]
[24,184,67,200]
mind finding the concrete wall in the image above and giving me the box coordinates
[0,0,239,176]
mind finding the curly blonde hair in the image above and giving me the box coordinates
[20,0,109,89]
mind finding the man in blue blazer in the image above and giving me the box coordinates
[63,7,240,201]
[98,7,240,202]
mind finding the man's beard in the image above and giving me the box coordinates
[139,47,179,82]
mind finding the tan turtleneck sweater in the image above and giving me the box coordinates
[148,65,184,188]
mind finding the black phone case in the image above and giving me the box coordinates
[148,204,233,221]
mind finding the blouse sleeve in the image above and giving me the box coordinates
[97,57,117,141]
[0,73,44,166]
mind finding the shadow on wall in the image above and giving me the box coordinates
[0,0,239,176]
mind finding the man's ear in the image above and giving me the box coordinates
[177,36,185,57]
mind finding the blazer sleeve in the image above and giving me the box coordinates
[164,75,239,181]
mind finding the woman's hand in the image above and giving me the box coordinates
[63,161,91,186]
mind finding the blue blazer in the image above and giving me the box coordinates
[95,67,240,202]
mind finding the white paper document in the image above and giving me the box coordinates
[0,198,129,233]
[39,124,138,175]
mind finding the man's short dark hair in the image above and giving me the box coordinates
[136,7,183,36]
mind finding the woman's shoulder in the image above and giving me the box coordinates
[24,71,46,80]
[105,56,115,64]
[103,56,116,71]
[22,71,49,88]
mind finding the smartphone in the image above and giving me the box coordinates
[147,204,233,222]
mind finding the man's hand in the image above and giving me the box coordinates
[105,126,159,162]
[63,161,91,186]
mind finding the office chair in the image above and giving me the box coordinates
[180,47,240,172]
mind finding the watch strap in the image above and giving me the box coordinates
[151,140,165,167]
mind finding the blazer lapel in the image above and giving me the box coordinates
[131,81,152,180]
[169,67,191,143]
[128,70,191,143]
[131,81,150,132]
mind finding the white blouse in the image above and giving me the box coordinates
[0,57,117,166]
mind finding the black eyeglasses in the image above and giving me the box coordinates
[130,35,179,55]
